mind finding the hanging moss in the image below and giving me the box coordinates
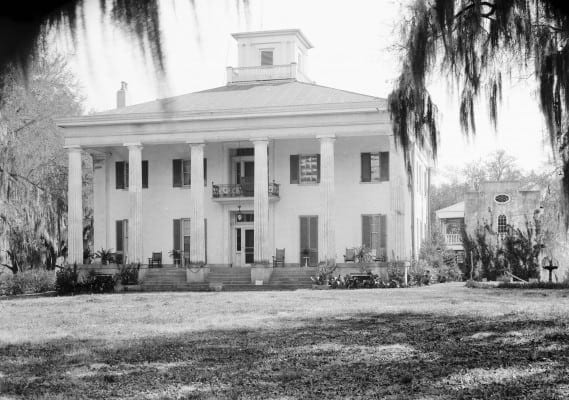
[390,0,569,226]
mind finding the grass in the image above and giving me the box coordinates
[1,283,569,399]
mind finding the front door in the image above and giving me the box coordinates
[233,225,254,266]
[300,216,318,266]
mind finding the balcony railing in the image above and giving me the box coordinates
[227,63,298,84]
[212,182,280,199]
[445,234,462,245]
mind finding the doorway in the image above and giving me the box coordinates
[232,211,254,267]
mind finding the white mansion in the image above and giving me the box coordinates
[58,29,431,269]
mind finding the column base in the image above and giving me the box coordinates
[251,264,273,284]
[186,265,210,283]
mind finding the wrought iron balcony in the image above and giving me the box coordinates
[444,233,463,245]
[212,181,280,199]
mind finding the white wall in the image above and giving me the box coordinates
[93,135,415,265]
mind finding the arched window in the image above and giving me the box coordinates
[497,215,507,234]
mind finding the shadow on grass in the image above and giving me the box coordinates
[1,312,569,399]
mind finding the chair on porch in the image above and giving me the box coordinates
[148,252,162,268]
[272,248,285,268]
[241,176,254,197]
[343,248,357,263]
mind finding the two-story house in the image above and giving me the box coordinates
[58,29,430,274]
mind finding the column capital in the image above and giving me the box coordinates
[186,139,205,145]
[64,145,82,153]
[124,142,143,149]
[251,137,269,145]
[316,134,336,142]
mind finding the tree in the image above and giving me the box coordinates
[389,0,569,226]
[0,55,84,273]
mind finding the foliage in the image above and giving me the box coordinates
[95,248,115,265]
[0,55,85,272]
[497,281,569,289]
[116,263,139,285]
[463,219,542,281]
[0,269,55,295]
[419,229,462,281]
[55,264,79,295]
[55,264,117,295]
[390,0,569,226]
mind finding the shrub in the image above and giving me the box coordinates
[116,263,140,285]
[95,248,115,265]
[0,269,55,296]
[55,264,79,295]
[497,281,569,289]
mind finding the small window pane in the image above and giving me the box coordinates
[183,160,191,186]
[261,50,273,66]
[300,155,318,183]
[370,153,380,181]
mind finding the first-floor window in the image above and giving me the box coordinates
[362,214,387,260]
[497,215,507,234]
[173,218,207,265]
[115,219,128,264]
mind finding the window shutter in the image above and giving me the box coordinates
[309,216,318,250]
[361,153,371,182]
[316,154,321,183]
[172,159,182,187]
[380,152,390,181]
[290,155,299,184]
[379,214,387,253]
[300,216,308,254]
[115,162,124,189]
[116,220,123,252]
[362,215,371,248]
[173,219,181,251]
[142,160,148,188]
[204,218,207,264]
[203,158,207,186]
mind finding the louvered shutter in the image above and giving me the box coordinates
[172,159,182,187]
[142,160,148,188]
[316,154,321,183]
[379,214,387,257]
[310,216,318,265]
[115,161,124,189]
[203,158,207,186]
[362,215,371,248]
[173,219,181,251]
[125,162,129,188]
[116,220,123,251]
[204,218,207,264]
[380,152,390,181]
[361,153,371,182]
[290,155,299,184]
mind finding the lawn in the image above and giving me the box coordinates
[1,283,569,399]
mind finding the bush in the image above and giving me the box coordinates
[56,265,118,295]
[497,281,569,289]
[116,263,140,285]
[55,264,79,295]
[0,269,55,296]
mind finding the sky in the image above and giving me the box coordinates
[53,0,552,183]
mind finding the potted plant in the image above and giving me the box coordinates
[95,248,115,265]
[168,249,181,266]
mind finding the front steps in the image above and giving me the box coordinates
[138,266,317,292]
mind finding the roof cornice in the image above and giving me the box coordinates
[56,100,385,128]
[231,29,314,49]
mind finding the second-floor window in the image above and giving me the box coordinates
[261,50,273,66]
[290,154,320,184]
[172,159,207,187]
[115,161,148,189]
[498,215,507,234]
[361,152,389,182]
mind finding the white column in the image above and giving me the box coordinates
[318,135,336,265]
[253,138,269,264]
[126,143,143,263]
[189,142,206,265]
[92,154,107,253]
[67,146,83,265]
